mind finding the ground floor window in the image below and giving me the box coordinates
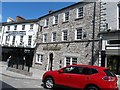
[36,54,43,64]
[65,57,77,66]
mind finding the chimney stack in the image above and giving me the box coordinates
[49,10,54,14]
[16,16,25,22]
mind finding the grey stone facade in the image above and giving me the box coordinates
[33,2,101,71]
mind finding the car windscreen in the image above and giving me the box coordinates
[104,69,115,77]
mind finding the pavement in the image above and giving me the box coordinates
[0,61,46,80]
[0,61,120,89]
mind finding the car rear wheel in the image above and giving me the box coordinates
[44,77,54,89]
[85,85,100,90]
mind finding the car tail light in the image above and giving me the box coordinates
[102,76,115,81]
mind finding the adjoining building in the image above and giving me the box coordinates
[33,2,101,71]
[99,1,120,75]
[1,16,39,71]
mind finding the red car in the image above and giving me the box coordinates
[42,64,118,90]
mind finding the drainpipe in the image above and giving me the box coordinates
[91,1,96,65]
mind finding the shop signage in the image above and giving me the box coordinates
[43,45,61,51]
[6,31,26,36]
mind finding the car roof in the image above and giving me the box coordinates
[69,64,108,70]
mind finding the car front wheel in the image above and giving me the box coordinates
[85,85,100,90]
[44,77,54,89]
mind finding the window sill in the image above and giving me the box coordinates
[35,62,42,65]
[52,23,57,26]
[62,21,69,24]
[44,26,48,28]
[75,17,83,21]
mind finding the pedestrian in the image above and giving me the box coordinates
[7,56,11,67]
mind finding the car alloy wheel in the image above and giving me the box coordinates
[44,77,54,89]
[85,85,99,90]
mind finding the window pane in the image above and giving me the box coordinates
[78,7,83,17]
[52,32,56,42]
[28,36,32,46]
[72,58,77,64]
[65,12,69,21]
[76,28,82,39]
[66,57,70,66]
[63,30,67,41]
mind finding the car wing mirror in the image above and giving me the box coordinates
[58,69,63,73]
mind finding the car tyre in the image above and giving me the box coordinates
[44,77,54,89]
[85,85,100,90]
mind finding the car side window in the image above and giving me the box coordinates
[62,66,80,74]
[82,68,98,75]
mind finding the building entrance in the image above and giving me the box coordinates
[49,53,53,71]
[107,56,120,75]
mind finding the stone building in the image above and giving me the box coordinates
[33,2,101,71]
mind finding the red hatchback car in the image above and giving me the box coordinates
[42,65,118,90]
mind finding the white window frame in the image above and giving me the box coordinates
[22,25,25,30]
[20,36,24,45]
[36,54,43,64]
[62,30,68,41]
[75,27,83,40]
[28,35,32,46]
[30,24,34,29]
[53,15,58,24]
[43,33,47,43]
[14,25,17,30]
[77,7,83,18]
[51,32,56,42]
[64,57,77,67]
[44,19,49,27]
[64,11,69,22]
[8,26,10,30]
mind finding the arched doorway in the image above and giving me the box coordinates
[49,53,53,71]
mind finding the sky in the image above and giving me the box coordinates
[1,2,76,22]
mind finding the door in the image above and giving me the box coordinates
[48,53,53,71]
[57,66,87,89]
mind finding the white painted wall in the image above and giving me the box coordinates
[1,23,39,48]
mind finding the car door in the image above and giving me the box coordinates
[66,66,90,89]
[56,66,77,87]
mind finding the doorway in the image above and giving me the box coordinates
[49,53,53,71]
[107,56,120,75]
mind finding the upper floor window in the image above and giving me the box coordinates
[20,36,23,45]
[8,26,10,30]
[53,15,58,24]
[62,30,68,41]
[12,36,15,45]
[64,11,69,21]
[77,7,83,18]
[44,19,49,27]
[75,27,83,40]
[43,33,47,43]
[28,36,32,46]
[30,24,34,29]
[5,36,10,44]
[14,25,17,30]
[22,25,25,30]
[52,32,56,42]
